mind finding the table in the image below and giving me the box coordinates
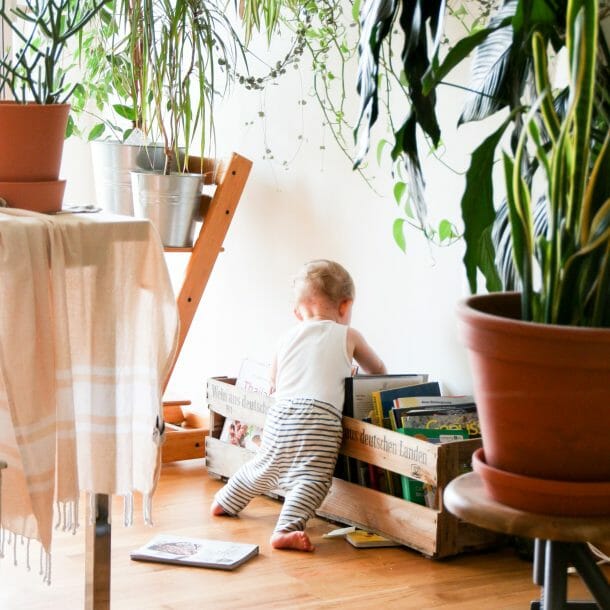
[444,472,610,609]
[0,208,178,608]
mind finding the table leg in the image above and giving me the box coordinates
[569,543,610,610]
[85,494,111,610]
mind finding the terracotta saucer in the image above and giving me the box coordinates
[472,447,610,517]
[0,180,66,213]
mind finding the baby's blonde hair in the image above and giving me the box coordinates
[293,259,355,305]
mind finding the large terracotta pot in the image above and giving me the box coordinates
[457,292,610,516]
[0,102,70,182]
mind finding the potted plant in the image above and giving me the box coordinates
[352,0,610,516]
[0,0,108,212]
[72,0,246,242]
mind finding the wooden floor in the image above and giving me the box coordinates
[1,459,607,609]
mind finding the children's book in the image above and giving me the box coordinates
[371,381,441,428]
[130,534,259,570]
[343,373,428,420]
[323,526,400,548]
[400,405,480,438]
[219,359,270,451]
[390,399,476,432]
[398,428,469,508]
[345,530,401,548]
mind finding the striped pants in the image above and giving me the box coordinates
[214,398,343,533]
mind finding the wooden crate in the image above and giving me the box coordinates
[205,377,501,558]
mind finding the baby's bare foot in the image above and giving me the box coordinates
[270,531,314,552]
[210,501,230,516]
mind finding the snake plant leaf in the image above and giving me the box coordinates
[581,131,610,242]
[459,0,525,125]
[566,0,597,233]
[461,119,511,293]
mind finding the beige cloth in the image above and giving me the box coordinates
[0,208,178,579]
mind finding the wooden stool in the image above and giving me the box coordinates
[444,472,610,610]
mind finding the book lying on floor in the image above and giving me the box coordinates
[345,530,401,548]
[130,534,259,570]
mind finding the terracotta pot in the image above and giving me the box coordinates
[0,102,70,182]
[0,180,66,213]
[457,292,610,486]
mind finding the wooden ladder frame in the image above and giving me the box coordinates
[161,152,252,462]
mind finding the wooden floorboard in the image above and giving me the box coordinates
[0,459,606,609]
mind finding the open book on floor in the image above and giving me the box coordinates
[130,534,259,570]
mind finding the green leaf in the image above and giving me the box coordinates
[461,118,511,293]
[376,139,390,165]
[113,104,136,121]
[87,123,106,141]
[393,182,407,206]
[478,224,502,292]
[438,219,453,241]
[393,218,407,252]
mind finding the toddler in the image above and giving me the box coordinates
[211,259,386,551]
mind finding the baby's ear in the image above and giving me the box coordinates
[294,307,303,321]
[338,299,353,316]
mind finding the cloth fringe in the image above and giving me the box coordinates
[0,526,51,584]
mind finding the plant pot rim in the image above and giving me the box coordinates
[458,292,610,339]
[0,100,70,108]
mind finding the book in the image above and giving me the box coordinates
[219,359,270,451]
[389,398,476,432]
[371,381,441,428]
[345,530,401,548]
[130,534,259,570]
[398,428,469,508]
[400,405,480,438]
[343,373,428,420]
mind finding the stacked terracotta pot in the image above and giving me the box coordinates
[0,103,70,213]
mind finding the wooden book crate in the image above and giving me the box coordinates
[205,377,501,558]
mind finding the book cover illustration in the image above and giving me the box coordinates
[400,405,480,438]
[390,399,476,432]
[130,534,259,570]
[220,359,270,451]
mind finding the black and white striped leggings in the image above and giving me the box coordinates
[214,398,343,533]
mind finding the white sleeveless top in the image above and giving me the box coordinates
[273,320,353,411]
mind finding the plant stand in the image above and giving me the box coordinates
[161,153,253,463]
[444,472,610,609]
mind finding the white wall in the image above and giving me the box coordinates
[60,16,489,414]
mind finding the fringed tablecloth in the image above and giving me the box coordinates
[0,208,178,581]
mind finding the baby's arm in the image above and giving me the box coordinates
[347,328,386,375]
